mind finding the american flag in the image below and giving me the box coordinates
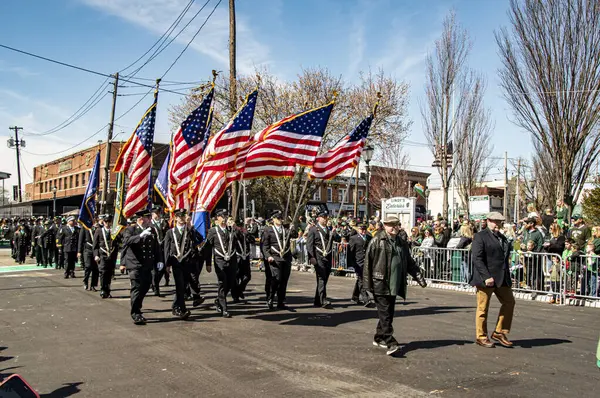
[201,89,258,172]
[227,142,295,181]
[309,115,373,180]
[113,100,157,218]
[194,169,228,212]
[169,87,214,202]
[245,101,334,167]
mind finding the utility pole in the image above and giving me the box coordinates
[100,73,119,214]
[503,151,508,218]
[229,0,238,220]
[8,126,24,203]
[514,158,520,224]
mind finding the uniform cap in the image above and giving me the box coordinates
[66,216,76,222]
[215,209,228,218]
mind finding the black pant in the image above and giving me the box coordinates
[43,246,55,267]
[215,262,237,312]
[263,258,272,298]
[352,266,368,303]
[83,253,98,288]
[314,262,331,306]
[186,261,202,296]
[236,258,252,296]
[129,268,152,316]
[268,260,290,305]
[172,266,187,311]
[65,252,77,276]
[374,295,397,346]
[151,267,167,295]
[56,247,64,268]
[99,259,115,295]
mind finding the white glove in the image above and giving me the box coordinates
[157,262,164,271]
[94,256,100,262]
[140,228,152,238]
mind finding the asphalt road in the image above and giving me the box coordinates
[1,252,599,397]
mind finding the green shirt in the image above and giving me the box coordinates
[389,238,403,296]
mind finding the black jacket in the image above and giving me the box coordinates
[40,226,56,249]
[150,219,168,246]
[32,224,44,246]
[78,227,96,255]
[58,225,80,253]
[205,225,239,268]
[122,224,162,270]
[363,231,420,298]
[470,228,511,288]
[306,224,339,267]
[347,232,371,270]
[93,227,120,263]
[544,235,565,255]
[164,225,203,267]
[262,225,293,264]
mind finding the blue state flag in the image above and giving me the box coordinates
[154,148,171,209]
[79,151,100,230]
[192,210,210,241]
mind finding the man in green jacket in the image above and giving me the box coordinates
[523,217,544,252]
[364,216,427,356]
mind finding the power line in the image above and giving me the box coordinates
[21,124,108,156]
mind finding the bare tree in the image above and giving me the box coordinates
[168,66,411,219]
[368,139,409,211]
[454,76,494,219]
[421,11,474,219]
[496,0,600,217]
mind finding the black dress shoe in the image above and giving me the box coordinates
[84,285,89,290]
[321,301,333,309]
[232,298,242,304]
[192,296,205,307]
[90,287,97,292]
[132,315,146,325]
[239,293,245,300]
[222,311,232,318]
[214,299,223,314]
[267,300,274,309]
[276,303,288,310]
[155,292,164,298]
[64,275,70,279]
[139,314,147,322]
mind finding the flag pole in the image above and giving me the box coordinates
[283,166,298,221]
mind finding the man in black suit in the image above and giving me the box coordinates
[262,210,294,309]
[348,222,373,307]
[93,214,120,299]
[306,211,339,308]
[121,210,163,325]
[59,216,80,278]
[150,207,169,291]
[470,212,516,348]
[79,219,99,291]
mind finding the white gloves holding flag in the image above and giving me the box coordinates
[157,262,165,271]
[140,228,152,238]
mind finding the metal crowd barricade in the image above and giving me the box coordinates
[291,238,311,271]
[509,251,563,302]
[411,246,472,287]
[332,242,353,274]
[563,253,600,302]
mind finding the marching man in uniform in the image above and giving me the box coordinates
[262,210,294,309]
[306,211,339,308]
[93,215,120,299]
[164,209,205,320]
[121,210,163,325]
[59,216,79,279]
[79,218,99,291]
[205,209,238,318]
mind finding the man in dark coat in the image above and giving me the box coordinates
[121,210,163,325]
[32,218,45,266]
[93,215,119,299]
[150,207,169,292]
[14,222,29,264]
[205,209,238,318]
[364,216,427,356]
[234,222,253,302]
[306,211,339,308]
[54,217,64,269]
[163,209,204,320]
[348,222,373,307]
[40,220,56,268]
[79,219,99,291]
[58,216,79,278]
[262,210,294,309]
[470,211,516,349]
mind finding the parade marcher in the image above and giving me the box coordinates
[32,218,45,266]
[163,209,203,320]
[262,210,294,309]
[40,220,56,268]
[121,210,163,325]
[7,220,16,259]
[260,222,272,300]
[58,216,79,278]
[306,211,340,308]
[364,216,427,356]
[93,215,119,299]
[54,217,65,269]
[470,212,516,349]
[150,207,170,291]
[348,222,373,307]
[235,220,254,302]
[79,219,99,291]
[205,209,238,318]
[14,222,29,264]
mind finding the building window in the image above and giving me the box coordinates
[338,188,347,203]
[313,188,321,201]
[45,181,48,193]
[327,187,333,202]
[69,176,73,189]
[358,190,363,202]
[59,179,62,190]
[75,174,79,187]
[81,173,86,187]
[64,177,67,190]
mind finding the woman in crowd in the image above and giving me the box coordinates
[455,222,473,286]
[408,227,422,249]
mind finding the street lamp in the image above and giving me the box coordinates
[363,144,375,221]
[52,186,57,217]
[425,187,431,221]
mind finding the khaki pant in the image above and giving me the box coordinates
[476,286,515,339]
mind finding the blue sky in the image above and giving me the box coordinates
[0,0,526,192]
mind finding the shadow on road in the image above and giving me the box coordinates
[0,356,14,363]
[40,382,84,398]
[400,339,472,355]
[512,338,572,348]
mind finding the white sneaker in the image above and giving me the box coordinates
[386,344,402,356]
[372,341,387,348]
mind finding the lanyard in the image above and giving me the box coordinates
[215,226,233,260]
[173,227,187,258]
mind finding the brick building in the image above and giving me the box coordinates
[0,142,168,217]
